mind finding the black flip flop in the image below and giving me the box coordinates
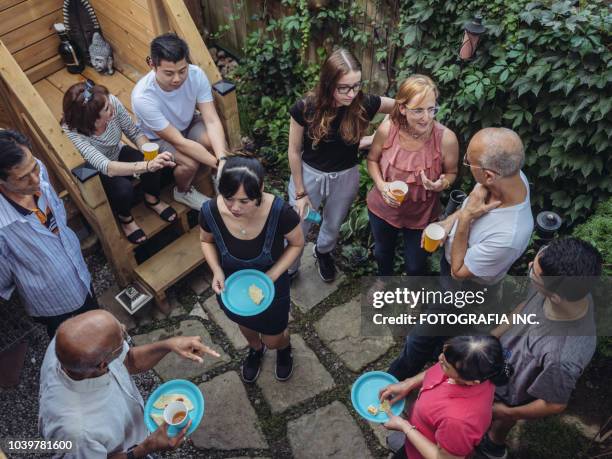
[145,197,177,222]
[119,216,146,244]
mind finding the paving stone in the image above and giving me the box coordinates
[369,421,391,449]
[287,401,374,459]
[291,243,345,312]
[186,266,211,295]
[132,320,229,381]
[202,294,248,350]
[191,371,268,450]
[315,297,394,372]
[98,285,137,330]
[189,302,209,321]
[256,335,335,413]
[168,296,188,318]
[560,414,607,442]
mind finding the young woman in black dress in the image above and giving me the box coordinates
[199,156,304,382]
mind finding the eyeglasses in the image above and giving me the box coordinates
[462,154,501,175]
[100,325,130,365]
[404,105,440,117]
[82,79,95,105]
[336,82,363,95]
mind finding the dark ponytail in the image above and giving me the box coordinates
[443,336,514,386]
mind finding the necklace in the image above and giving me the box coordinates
[406,125,432,140]
[238,226,247,236]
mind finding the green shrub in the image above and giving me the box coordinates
[572,197,612,275]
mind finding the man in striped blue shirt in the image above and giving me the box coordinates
[0,130,97,337]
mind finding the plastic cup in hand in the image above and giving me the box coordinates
[304,206,322,225]
[423,223,446,253]
[389,181,408,204]
[142,142,159,161]
[163,401,189,429]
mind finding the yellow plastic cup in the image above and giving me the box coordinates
[142,142,159,161]
[423,223,446,253]
[389,180,408,204]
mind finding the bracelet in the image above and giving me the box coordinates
[442,177,450,190]
[145,161,150,173]
[295,191,308,200]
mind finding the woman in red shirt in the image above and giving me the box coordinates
[380,335,512,459]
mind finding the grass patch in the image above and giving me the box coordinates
[512,416,590,459]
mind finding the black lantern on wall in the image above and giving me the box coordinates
[460,14,486,61]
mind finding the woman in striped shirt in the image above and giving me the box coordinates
[62,81,176,243]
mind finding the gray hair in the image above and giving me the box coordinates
[478,128,525,177]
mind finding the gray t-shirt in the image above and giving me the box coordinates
[496,290,596,406]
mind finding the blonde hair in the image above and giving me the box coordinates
[390,75,439,130]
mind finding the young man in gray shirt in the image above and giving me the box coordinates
[479,237,602,459]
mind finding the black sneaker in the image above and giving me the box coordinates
[275,344,294,381]
[313,245,336,282]
[241,345,266,383]
[475,433,508,459]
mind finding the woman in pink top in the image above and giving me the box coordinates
[380,335,513,459]
[367,75,459,275]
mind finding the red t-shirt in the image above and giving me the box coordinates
[405,363,495,459]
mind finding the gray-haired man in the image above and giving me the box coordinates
[388,127,534,380]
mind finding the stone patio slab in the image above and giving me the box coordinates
[191,371,268,450]
[189,301,209,321]
[132,320,229,381]
[291,243,345,313]
[256,335,335,413]
[287,401,374,459]
[315,296,394,372]
[202,295,248,350]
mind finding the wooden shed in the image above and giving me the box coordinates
[0,0,241,311]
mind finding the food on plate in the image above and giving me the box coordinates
[380,399,391,413]
[150,412,164,426]
[248,284,264,305]
[153,394,194,411]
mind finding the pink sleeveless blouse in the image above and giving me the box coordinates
[367,121,445,229]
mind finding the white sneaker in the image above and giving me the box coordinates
[173,186,210,210]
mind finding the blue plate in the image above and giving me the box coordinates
[221,269,275,316]
[351,371,405,423]
[144,379,204,437]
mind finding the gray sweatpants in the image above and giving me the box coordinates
[288,161,360,272]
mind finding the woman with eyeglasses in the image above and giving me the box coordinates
[62,81,176,244]
[366,75,459,276]
[287,48,395,282]
[380,335,513,459]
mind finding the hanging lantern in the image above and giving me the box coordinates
[460,14,486,61]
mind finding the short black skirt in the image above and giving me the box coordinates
[216,292,290,335]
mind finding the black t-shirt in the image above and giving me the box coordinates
[289,94,382,172]
[199,197,300,261]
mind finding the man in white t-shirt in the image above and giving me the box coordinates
[132,33,228,210]
[388,127,534,381]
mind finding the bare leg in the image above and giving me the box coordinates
[261,328,290,350]
[238,325,263,350]
[173,151,199,193]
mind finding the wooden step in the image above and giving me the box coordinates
[131,186,189,243]
[133,226,205,308]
